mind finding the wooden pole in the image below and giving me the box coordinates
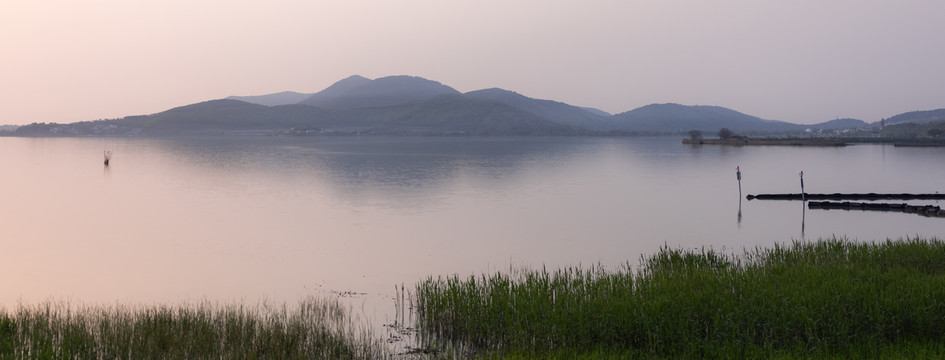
[799,171,805,201]
[736,166,742,198]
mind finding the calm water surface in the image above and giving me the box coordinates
[2,136,944,320]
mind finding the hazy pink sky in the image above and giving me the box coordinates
[3,0,944,125]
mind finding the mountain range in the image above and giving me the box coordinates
[8,75,943,137]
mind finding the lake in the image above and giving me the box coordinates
[2,136,943,326]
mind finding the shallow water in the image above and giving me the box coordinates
[2,136,943,324]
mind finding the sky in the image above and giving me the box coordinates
[2,0,944,126]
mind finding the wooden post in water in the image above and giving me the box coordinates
[799,171,805,201]
[736,166,743,226]
[736,166,742,198]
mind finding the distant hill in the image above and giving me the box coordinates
[8,74,941,137]
[464,88,614,130]
[290,75,371,108]
[226,75,463,111]
[299,75,461,109]
[612,103,802,133]
[384,94,571,135]
[879,119,945,138]
[225,91,312,106]
[807,118,869,130]
[882,109,945,125]
[10,94,570,136]
[111,100,321,136]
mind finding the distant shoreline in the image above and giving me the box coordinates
[3,131,944,146]
[682,137,945,147]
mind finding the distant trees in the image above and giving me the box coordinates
[718,128,735,139]
[881,121,945,138]
[688,130,703,140]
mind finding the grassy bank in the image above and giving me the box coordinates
[415,237,945,358]
[0,296,385,359]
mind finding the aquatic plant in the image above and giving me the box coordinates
[415,237,945,358]
[0,296,386,359]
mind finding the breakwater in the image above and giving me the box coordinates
[808,201,945,218]
[682,137,945,147]
[682,138,847,146]
[746,193,945,201]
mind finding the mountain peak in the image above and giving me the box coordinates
[613,103,799,132]
[807,118,868,130]
[323,75,373,91]
[299,75,460,109]
[341,74,370,81]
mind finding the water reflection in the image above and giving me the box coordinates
[134,137,605,210]
[3,136,945,328]
[738,198,743,227]
[801,200,807,240]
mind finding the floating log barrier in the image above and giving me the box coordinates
[746,193,945,201]
[682,138,848,146]
[808,201,945,218]
[682,137,945,147]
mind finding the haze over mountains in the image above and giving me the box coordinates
[8,75,943,137]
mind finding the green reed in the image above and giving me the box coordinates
[0,296,385,360]
[415,237,945,358]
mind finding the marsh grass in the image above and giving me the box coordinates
[0,296,386,359]
[415,237,945,358]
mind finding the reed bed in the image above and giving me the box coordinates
[415,237,945,358]
[0,296,386,359]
